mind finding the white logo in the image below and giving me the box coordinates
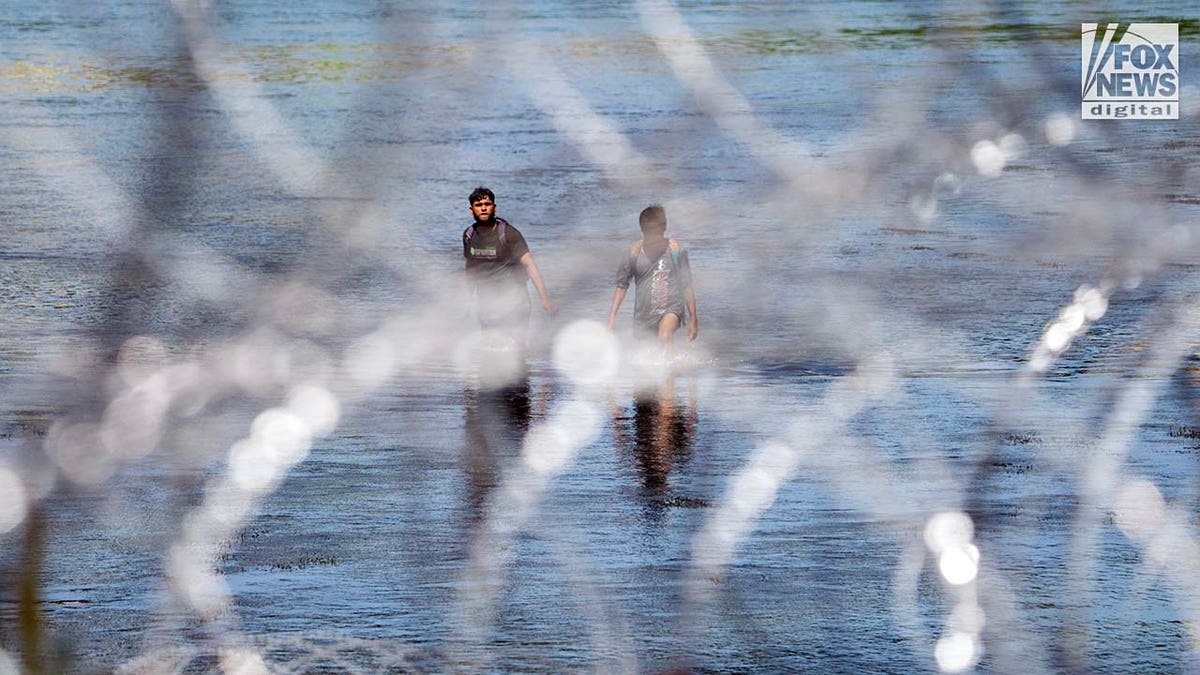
[1082,23,1178,120]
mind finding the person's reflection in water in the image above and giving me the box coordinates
[612,376,698,518]
[462,373,547,525]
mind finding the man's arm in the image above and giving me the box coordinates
[519,252,557,315]
[609,242,639,331]
[684,284,698,341]
[673,245,698,341]
[607,286,627,331]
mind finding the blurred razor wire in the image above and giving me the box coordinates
[2,0,1200,673]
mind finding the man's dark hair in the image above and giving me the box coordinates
[639,204,667,232]
[469,186,495,204]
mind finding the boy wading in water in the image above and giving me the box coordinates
[607,204,698,360]
[462,186,556,353]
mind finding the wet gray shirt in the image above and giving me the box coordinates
[615,240,693,330]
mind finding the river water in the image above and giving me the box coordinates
[2,1,1200,673]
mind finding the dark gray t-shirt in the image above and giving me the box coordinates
[464,218,531,321]
[615,239,693,330]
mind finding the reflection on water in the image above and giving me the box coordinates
[612,377,698,512]
[462,374,549,522]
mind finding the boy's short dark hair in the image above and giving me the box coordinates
[639,204,667,232]
[469,186,495,204]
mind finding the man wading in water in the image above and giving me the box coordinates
[607,204,698,361]
[462,187,556,353]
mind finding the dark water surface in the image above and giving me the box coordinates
[3,1,1200,673]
